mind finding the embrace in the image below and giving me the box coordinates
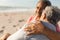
[0,0,60,40]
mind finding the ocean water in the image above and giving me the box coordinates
[0,7,34,12]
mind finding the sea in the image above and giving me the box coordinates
[0,7,34,12]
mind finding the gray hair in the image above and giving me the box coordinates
[44,6,60,25]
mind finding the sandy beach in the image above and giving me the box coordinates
[0,10,33,37]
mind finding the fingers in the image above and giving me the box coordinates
[24,26,36,35]
[24,21,45,35]
[26,31,35,35]
[24,28,32,32]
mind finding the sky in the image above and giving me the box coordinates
[0,0,60,8]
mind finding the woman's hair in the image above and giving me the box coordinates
[44,6,60,25]
[36,0,52,17]
[38,0,51,9]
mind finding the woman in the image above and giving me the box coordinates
[27,0,51,23]
[0,0,52,40]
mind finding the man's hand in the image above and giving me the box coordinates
[24,21,45,35]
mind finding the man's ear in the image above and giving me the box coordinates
[43,13,46,19]
[40,13,46,21]
[43,13,49,22]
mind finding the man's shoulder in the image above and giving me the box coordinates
[41,21,56,31]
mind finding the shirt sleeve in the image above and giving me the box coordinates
[41,21,56,32]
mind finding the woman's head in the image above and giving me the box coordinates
[35,0,51,17]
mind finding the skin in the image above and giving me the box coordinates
[0,33,10,40]
[24,11,60,40]
[35,1,45,16]
[34,1,46,21]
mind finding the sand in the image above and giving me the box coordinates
[0,11,33,37]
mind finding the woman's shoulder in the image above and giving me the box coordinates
[27,15,35,23]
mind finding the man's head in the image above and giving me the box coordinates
[40,6,60,26]
[35,0,51,17]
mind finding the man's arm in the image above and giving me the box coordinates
[24,22,60,40]
[43,27,60,40]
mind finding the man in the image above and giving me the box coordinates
[24,6,60,40]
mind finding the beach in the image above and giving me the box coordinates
[0,9,34,37]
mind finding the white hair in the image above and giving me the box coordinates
[43,6,60,25]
